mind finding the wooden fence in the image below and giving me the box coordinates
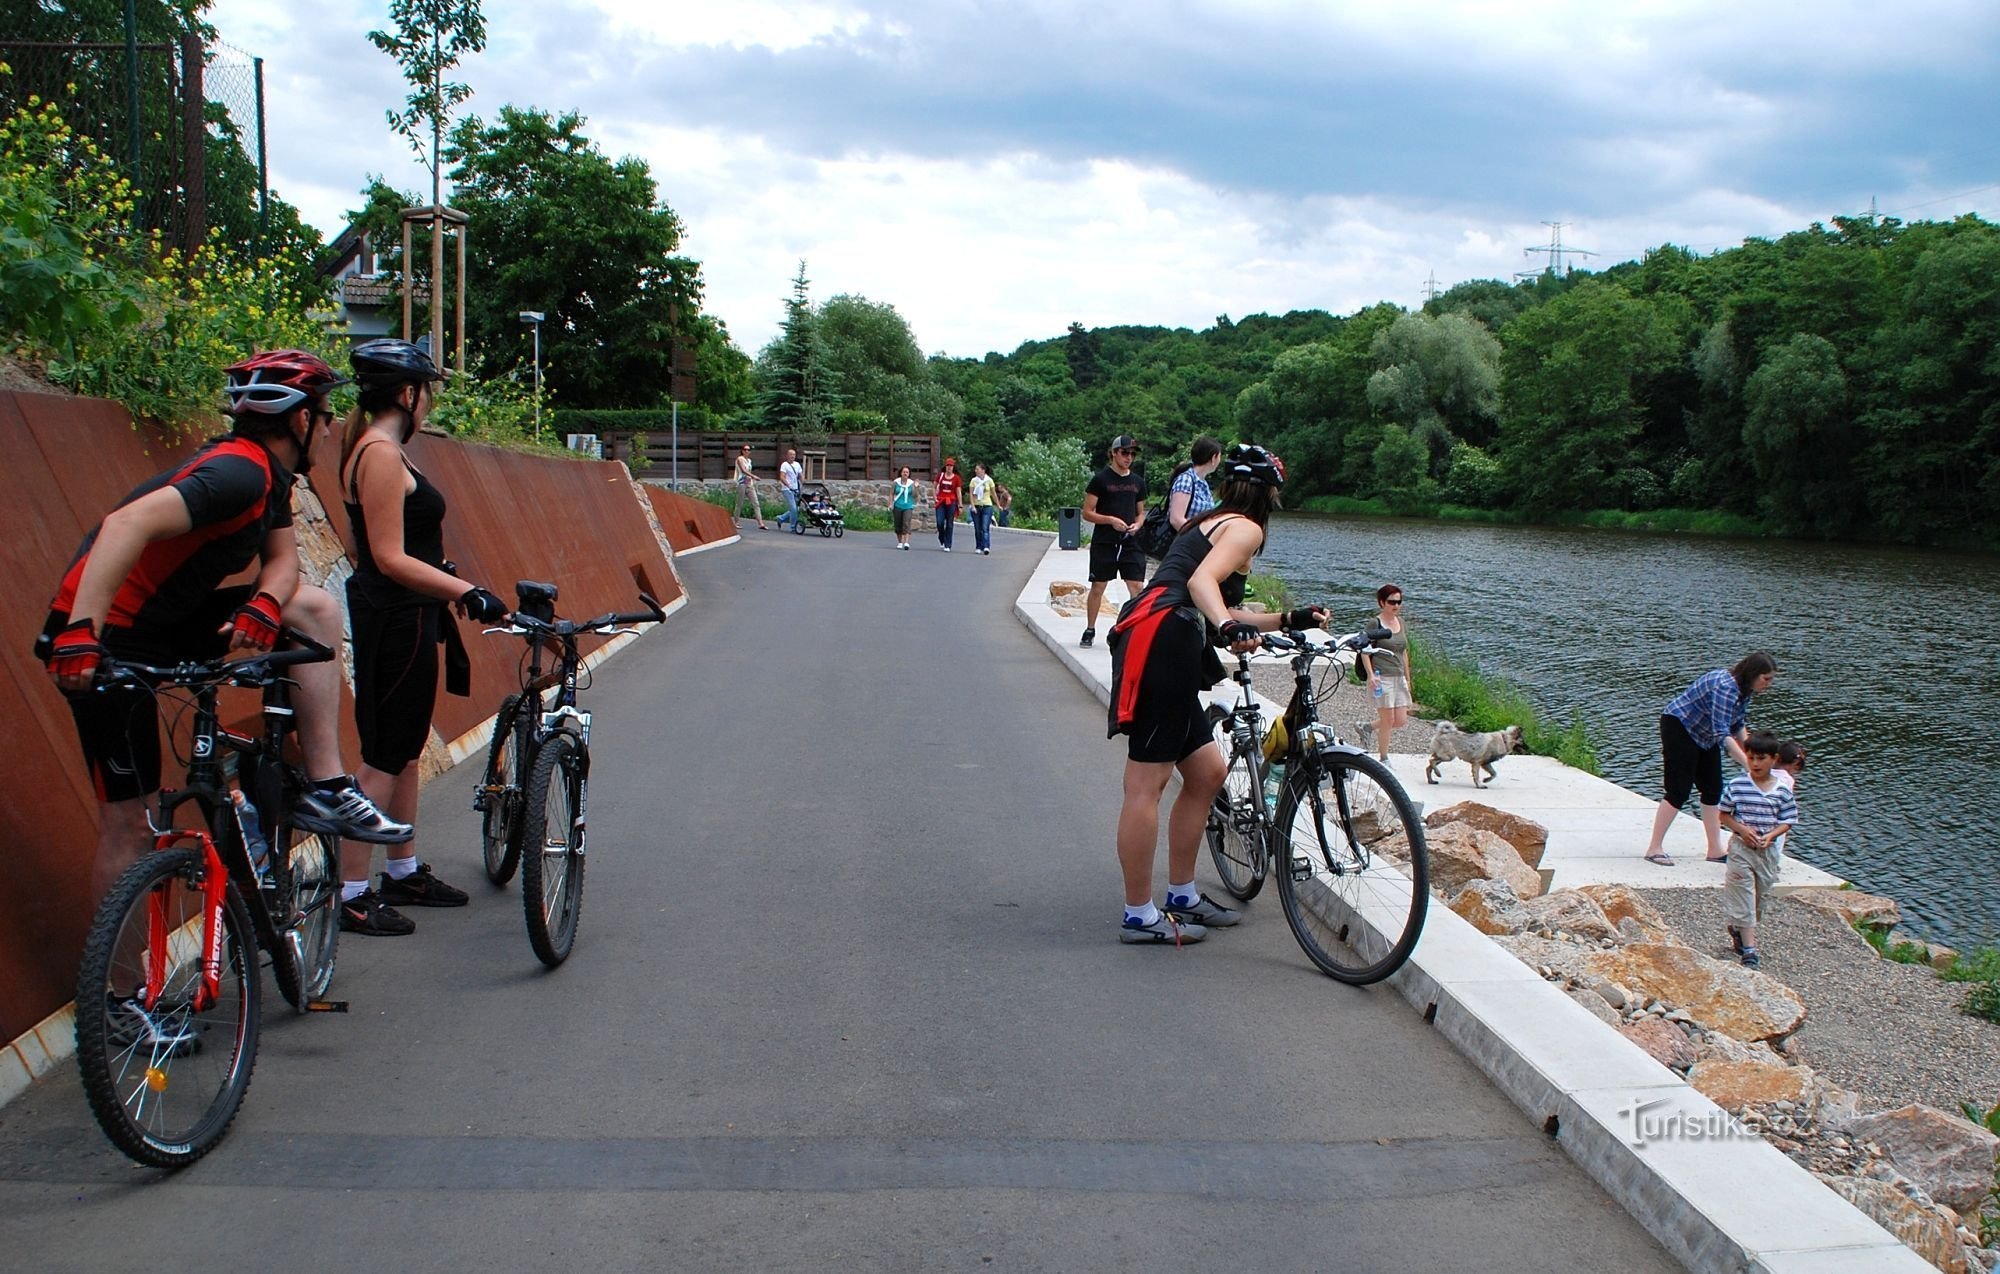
[602,431,941,482]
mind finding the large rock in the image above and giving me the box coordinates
[1048,580,1088,606]
[1571,884,1677,945]
[1787,887,1903,930]
[1687,1057,1812,1110]
[1426,822,1544,900]
[1619,1017,1697,1071]
[1517,891,1619,942]
[1816,1175,1972,1274]
[1493,933,1596,982]
[1424,802,1550,869]
[1449,878,1526,935]
[1580,943,1807,1043]
[1846,1104,2000,1216]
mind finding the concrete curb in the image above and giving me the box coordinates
[1010,539,1927,1274]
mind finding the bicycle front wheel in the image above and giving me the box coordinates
[519,731,586,967]
[75,849,261,1168]
[274,829,339,1011]
[1205,744,1269,901]
[1273,752,1429,984]
[480,695,527,885]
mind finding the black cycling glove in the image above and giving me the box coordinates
[458,586,509,623]
[1218,620,1260,646]
[1284,607,1323,632]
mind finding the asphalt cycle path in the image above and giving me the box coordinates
[0,524,1673,1272]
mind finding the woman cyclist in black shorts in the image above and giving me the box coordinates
[1105,445,1325,945]
[336,339,508,935]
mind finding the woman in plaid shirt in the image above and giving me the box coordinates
[1641,652,1778,867]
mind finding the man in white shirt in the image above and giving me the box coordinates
[777,448,804,534]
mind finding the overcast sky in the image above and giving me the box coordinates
[206,0,2000,360]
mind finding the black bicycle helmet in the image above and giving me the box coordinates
[1220,443,1286,489]
[222,349,346,417]
[350,338,442,387]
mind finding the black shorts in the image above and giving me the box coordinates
[1088,535,1145,583]
[50,587,247,804]
[1660,714,1723,808]
[349,585,441,775]
[1108,603,1215,764]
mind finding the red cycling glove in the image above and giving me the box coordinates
[230,591,284,651]
[50,618,105,683]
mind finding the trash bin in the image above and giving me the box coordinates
[1056,506,1083,550]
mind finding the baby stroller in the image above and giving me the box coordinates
[800,482,845,537]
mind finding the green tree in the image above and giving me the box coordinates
[1365,310,1502,468]
[1742,333,1852,533]
[755,261,839,436]
[369,0,487,361]
[1495,280,1685,511]
[1371,424,1435,511]
[817,293,962,437]
[1004,434,1092,519]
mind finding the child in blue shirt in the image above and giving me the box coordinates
[1719,732,1798,969]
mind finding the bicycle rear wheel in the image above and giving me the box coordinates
[479,695,527,885]
[1205,744,1269,901]
[75,849,260,1168]
[1273,751,1429,984]
[519,731,586,967]
[273,829,339,1011]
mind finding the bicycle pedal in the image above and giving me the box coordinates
[1290,856,1312,881]
[305,999,349,1013]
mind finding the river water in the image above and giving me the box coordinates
[1259,514,2000,951]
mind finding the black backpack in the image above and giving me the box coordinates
[1136,505,1176,559]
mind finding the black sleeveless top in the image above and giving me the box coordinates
[1144,515,1250,614]
[345,439,447,611]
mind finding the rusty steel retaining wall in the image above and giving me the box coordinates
[0,390,684,1043]
[642,483,738,554]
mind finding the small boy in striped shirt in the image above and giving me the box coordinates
[1719,732,1798,969]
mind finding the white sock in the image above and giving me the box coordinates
[1167,882,1201,907]
[342,880,369,902]
[1124,902,1160,926]
[383,856,419,880]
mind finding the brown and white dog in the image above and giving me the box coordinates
[1425,722,1526,788]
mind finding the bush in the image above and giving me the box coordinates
[1,91,334,435]
[1004,434,1092,519]
[562,405,725,435]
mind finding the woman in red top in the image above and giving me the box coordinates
[933,457,963,552]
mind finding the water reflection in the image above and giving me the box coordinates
[1260,513,2000,950]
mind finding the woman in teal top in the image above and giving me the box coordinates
[891,466,917,550]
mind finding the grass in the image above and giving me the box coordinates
[1407,632,1600,773]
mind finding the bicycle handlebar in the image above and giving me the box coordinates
[95,627,334,690]
[489,592,667,640]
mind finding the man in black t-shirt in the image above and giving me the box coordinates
[42,349,411,902]
[1079,434,1146,648]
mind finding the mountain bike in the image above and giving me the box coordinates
[1204,625,1430,984]
[475,581,665,967]
[73,631,346,1168]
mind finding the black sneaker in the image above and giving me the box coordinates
[339,889,416,936]
[1079,628,1095,648]
[294,778,414,844]
[377,863,469,908]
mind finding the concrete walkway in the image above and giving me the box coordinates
[1012,534,1922,1273]
[0,524,1676,1272]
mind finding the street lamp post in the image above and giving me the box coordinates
[519,311,544,440]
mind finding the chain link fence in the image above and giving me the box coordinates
[0,26,267,256]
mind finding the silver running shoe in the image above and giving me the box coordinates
[293,779,414,843]
[1120,913,1207,945]
[1163,892,1242,927]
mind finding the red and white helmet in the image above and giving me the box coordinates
[222,349,346,417]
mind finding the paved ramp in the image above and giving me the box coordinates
[0,527,1673,1272]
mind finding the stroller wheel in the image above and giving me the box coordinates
[819,521,833,537]
[833,522,844,537]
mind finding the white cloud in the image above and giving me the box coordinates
[202,0,1999,359]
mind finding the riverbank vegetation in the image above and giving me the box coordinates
[1408,632,1599,773]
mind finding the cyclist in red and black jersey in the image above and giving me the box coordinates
[1104,445,1326,945]
[41,348,412,903]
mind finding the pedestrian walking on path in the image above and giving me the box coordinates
[1642,651,1778,867]
[1359,583,1414,762]
[892,465,917,549]
[776,447,804,533]
[1079,434,1146,648]
[968,461,997,554]
[733,443,768,529]
[934,456,962,551]
[1105,444,1325,944]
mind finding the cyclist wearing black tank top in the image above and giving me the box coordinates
[335,339,505,936]
[40,349,411,903]
[1104,445,1327,945]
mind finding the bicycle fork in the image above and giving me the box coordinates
[141,831,229,1014]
